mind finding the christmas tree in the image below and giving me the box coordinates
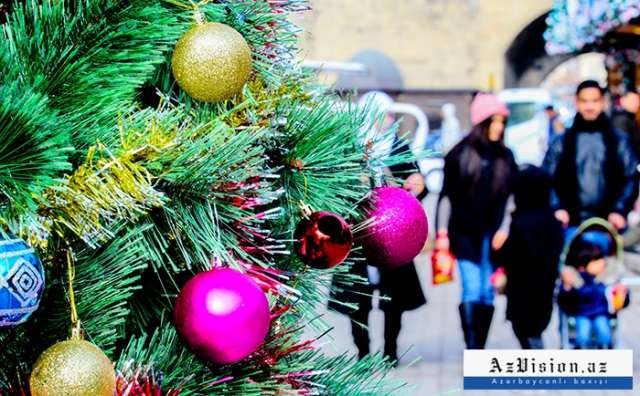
[0,0,425,394]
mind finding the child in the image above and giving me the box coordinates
[559,240,630,349]
[492,166,565,349]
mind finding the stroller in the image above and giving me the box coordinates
[556,218,627,349]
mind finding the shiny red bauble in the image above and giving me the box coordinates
[294,211,353,269]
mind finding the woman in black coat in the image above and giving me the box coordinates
[435,93,517,349]
[492,166,565,349]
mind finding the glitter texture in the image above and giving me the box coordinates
[30,339,116,396]
[359,187,428,269]
[171,22,252,103]
[173,267,270,364]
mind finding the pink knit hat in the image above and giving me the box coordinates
[470,93,510,126]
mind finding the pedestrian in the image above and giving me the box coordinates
[441,103,462,154]
[558,240,630,349]
[542,80,638,233]
[376,111,428,363]
[544,104,565,140]
[435,92,518,349]
[329,91,427,364]
[491,166,565,349]
[612,90,640,157]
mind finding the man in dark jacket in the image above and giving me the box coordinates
[542,80,639,231]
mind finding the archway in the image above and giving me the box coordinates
[505,12,574,88]
[540,53,606,95]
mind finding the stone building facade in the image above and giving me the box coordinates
[293,0,554,91]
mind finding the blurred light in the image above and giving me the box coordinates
[301,60,368,74]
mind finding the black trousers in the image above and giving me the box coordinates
[349,305,403,359]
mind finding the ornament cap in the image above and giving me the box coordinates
[298,201,313,218]
[69,321,84,341]
[194,10,206,25]
[371,171,388,189]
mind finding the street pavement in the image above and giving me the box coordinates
[318,251,640,396]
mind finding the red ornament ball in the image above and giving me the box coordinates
[173,267,270,364]
[358,187,428,269]
[294,211,353,269]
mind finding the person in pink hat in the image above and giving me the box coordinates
[435,92,518,349]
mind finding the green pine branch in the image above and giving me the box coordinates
[308,353,411,395]
[2,0,182,149]
[267,98,373,232]
[0,82,72,217]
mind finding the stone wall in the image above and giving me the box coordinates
[292,0,553,90]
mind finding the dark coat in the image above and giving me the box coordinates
[557,269,631,317]
[388,135,428,201]
[612,109,640,157]
[328,259,426,315]
[438,136,517,262]
[491,166,565,334]
[542,113,638,225]
[492,209,564,333]
[558,272,609,318]
[377,262,426,312]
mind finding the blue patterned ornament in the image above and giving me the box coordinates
[0,236,45,327]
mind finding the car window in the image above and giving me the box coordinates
[506,102,539,127]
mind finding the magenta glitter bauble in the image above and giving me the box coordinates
[173,267,270,364]
[358,187,428,269]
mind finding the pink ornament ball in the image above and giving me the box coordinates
[358,187,428,269]
[174,267,270,364]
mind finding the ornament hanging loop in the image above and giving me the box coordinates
[66,248,83,340]
[191,0,211,24]
[162,0,208,23]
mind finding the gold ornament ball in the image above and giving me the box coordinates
[172,22,252,102]
[30,339,116,396]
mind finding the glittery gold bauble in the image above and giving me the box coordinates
[30,339,115,396]
[172,22,252,102]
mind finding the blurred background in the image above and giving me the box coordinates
[291,0,640,236]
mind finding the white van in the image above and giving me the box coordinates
[498,88,554,166]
